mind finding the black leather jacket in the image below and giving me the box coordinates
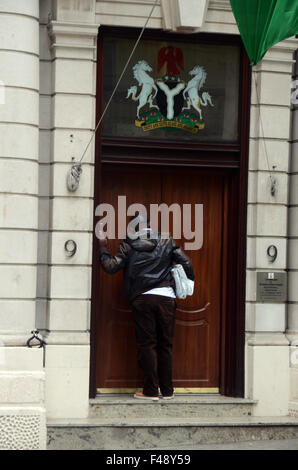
[99,229,195,302]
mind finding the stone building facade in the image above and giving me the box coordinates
[0,0,297,449]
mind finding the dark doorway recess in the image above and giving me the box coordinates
[89,27,251,398]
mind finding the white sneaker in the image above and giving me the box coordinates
[134,393,159,401]
[161,394,174,400]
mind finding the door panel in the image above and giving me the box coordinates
[96,165,223,390]
[162,172,223,388]
[96,168,161,389]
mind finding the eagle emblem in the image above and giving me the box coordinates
[158,46,184,77]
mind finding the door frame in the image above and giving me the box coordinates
[89,27,251,398]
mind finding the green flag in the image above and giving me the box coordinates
[230,0,298,65]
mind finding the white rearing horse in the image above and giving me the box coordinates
[126,60,159,118]
[182,65,214,120]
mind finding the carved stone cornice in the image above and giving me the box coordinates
[47,20,100,59]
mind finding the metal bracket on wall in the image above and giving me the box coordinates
[26,330,46,367]
[26,330,46,349]
[270,177,277,197]
[66,162,82,192]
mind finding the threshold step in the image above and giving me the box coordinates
[89,395,257,419]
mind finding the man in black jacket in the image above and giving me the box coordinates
[99,213,194,400]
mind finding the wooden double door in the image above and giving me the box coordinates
[95,164,225,392]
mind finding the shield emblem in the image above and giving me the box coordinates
[156,80,185,120]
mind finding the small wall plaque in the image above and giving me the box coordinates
[256,272,287,303]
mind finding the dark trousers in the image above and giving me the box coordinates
[131,294,176,397]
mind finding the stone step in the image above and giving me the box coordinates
[47,416,298,450]
[89,394,256,419]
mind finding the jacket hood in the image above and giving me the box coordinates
[126,228,160,252]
